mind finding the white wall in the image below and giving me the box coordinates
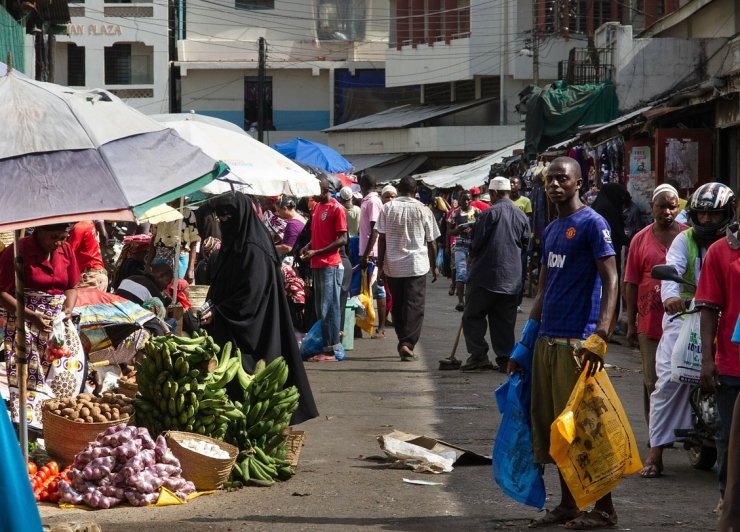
[328,125,523,154]
[54,1,170,114]
[613,25,730,111]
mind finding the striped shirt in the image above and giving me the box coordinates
[377,196,440,278]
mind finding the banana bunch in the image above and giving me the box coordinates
[230,446,294,487]
[226,357,301,485]
[134,332,245,438]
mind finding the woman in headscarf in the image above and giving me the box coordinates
[591,183,628,333]
[200,192,318,424]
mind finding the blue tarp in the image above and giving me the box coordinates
[272,138,352,173]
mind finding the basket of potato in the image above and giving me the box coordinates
[42,393,135,465]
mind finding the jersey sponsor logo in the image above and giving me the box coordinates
[320,211,328,221]
[602,229,612,243]
[565,227,576,239]
[548,251,566,268]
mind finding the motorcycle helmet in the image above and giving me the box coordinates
[688,182,735,241]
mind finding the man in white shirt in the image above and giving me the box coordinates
[377,176,440,361]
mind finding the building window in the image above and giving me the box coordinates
[104,43,153,84]
[235,0,274,10]
[317,0,366,40]
[244,76,274,132]
[68,44,85,86]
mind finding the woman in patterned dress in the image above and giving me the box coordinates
[0,224,86,432]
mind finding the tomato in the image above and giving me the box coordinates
[39,490,48,502]
[34,492,40,502]
[27,462,37,476]
[47,462,59,475]
[30,478,39,491]
[48,491,61,503]
[48,480,58,492]
[36,469,49,482]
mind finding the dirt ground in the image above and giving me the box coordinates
[41,279,721,531]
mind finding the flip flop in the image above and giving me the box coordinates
[399,346,417,361]
[371,330,385,339]
[563,510,618,530]
[307,354,337,362]
[528,508,580,528]
[639,461,663,478]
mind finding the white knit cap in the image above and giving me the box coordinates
[382,184,397,196]
[490,176,511,191]
[652,183,679,201]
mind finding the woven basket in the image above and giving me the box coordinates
[164,431,238,490]
[42,409,135,466]
[285,430,305,469]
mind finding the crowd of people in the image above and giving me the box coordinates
[4,153,740,528]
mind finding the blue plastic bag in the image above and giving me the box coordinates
[299,320,346,361]
[492,372,546,509]
[299,320,324,359]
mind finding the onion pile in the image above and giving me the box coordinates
[57,424,196,508]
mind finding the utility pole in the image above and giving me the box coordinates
[257,37,266,143]
[532,30,539,86]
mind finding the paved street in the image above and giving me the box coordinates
[42,278,720,531]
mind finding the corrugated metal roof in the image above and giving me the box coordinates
[369,155,428,184]
[324,98,496,132]
[415,141,525,189]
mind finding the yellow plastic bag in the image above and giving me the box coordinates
[549,369,642,510]
[355,268,376,334]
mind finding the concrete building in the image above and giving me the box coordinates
[176,0,391,144]
[51,0,170,114]
[325,0,684,166]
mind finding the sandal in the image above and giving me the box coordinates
[563,510,618,530]
[528,507,580,528]
[448,286,456,296]
[399,346,417,361]
[639,461,663,478]
[371,330,385,339]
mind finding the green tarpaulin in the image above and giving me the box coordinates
[0,7,25,73]
[524,80,619,159]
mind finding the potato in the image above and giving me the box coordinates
[74,418,84,423]
[120,405,134,415]
[94,414,107,423]
[111,412,120,421]
[53,409,62,416]
[80,407,91,418]
[100,403,111,413]
[85,416,93,423]
[91,407,101,417]
[61,408,76,418]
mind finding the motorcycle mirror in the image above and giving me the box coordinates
[651,264,684,284]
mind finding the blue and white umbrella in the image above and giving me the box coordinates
[0,72,224,231]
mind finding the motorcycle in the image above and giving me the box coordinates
[651,264,718,470]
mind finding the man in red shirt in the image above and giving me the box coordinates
[469,187,490,211]
[67,220,108,291]
[694,183,738,501]
[300,177,348,360]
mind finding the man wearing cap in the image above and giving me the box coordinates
[339,186,361,238]
[511,176,533,313]
[461,177,530,371]
[359,174,388,338]
[470,187,490,211]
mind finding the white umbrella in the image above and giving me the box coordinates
[151,114,320,197]
[136,203,184,224]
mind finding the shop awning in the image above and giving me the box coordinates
[369,155,428,184]
[344,153,405,172]
[415,141,524,189]
[324,98,496,132]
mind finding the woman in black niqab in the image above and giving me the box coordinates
[205,192,318,424]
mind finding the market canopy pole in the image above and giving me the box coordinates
[6,51,29,462]
[13,229,29,463]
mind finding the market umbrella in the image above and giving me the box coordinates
[0,69,224,458]
[0,73,225,230]
[137,203,184,225]
[151,114,321,197]
[272,137,353,173]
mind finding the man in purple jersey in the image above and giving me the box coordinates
[509,157,618,529]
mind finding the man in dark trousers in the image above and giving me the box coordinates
[377,176,440,361]
[461,176,530,371]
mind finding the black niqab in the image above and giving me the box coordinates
[205,192,318,424]
[591,183,627,249]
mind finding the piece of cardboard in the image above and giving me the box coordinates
[381,430,491,465]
